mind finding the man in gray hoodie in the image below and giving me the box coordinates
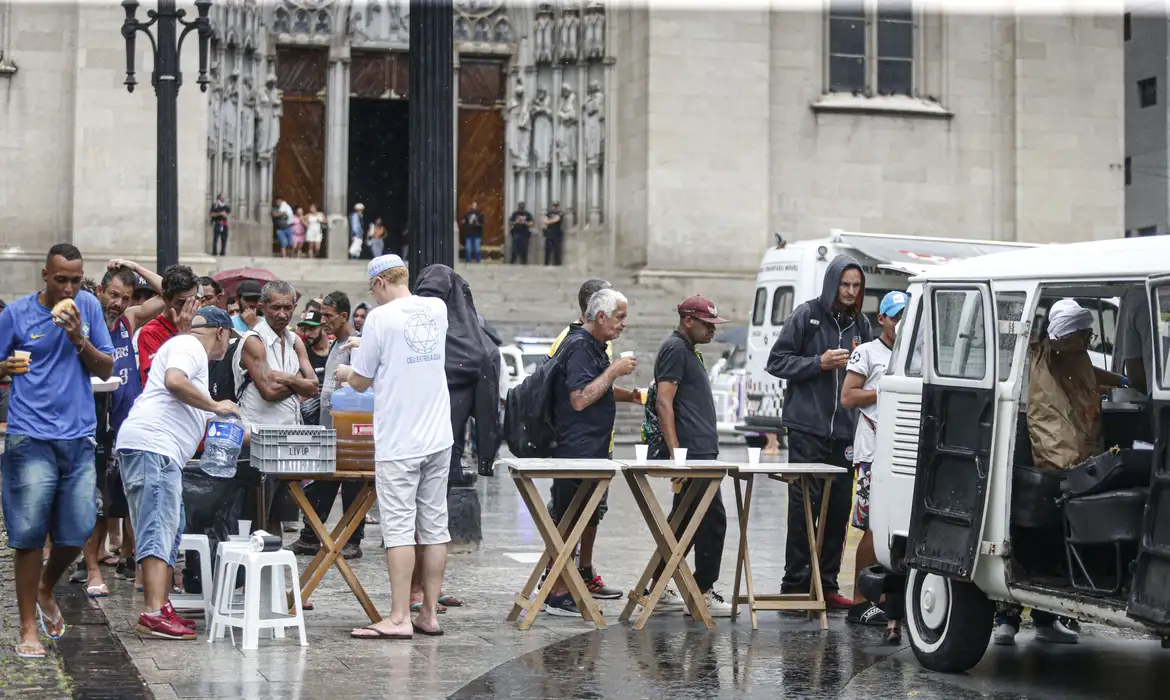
[766,254,872,607]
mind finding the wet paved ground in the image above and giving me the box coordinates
[4,444,1170,698]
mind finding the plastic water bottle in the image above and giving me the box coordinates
[200,415,245,479]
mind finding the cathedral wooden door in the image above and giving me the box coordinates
[457,58,507,260]
[273,48,327,255]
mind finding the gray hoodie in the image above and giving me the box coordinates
[765,254,873,441]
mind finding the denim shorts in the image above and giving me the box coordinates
[117,449,185,568]
[276,227,294,248]
[1,434,98,549]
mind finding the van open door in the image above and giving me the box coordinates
[905,282,998,580]
[1128,275,1170,626]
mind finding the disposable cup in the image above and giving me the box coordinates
[621,351,636,359]
[673,448,689,466]
[238,520,252,536]
[634,444,648,464]
[13,350,30,361]
[747,447,762,465]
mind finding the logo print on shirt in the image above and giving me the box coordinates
[30,333,45,340]
[404,310,441,364]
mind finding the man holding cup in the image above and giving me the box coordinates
[640,295,732,616]
[0,244,115,658]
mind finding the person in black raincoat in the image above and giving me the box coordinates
[415,264,502,482]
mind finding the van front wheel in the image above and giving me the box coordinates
[905,568,994,673]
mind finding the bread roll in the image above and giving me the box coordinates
[52,297,77,319]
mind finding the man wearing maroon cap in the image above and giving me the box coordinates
[639,295,733,616]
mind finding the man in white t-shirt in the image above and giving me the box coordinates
[840,290,906,641]
[115,308,239,640]
[342,255,453,640]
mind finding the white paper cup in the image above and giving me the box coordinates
[238,520,252,536]
[13,350,30,361]
[673,448,688,466]
[634,444,649,464]
[621,351,635,359]
[748,447,762,465]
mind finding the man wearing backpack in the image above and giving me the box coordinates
[541,287,637,617]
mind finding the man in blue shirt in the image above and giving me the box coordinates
[0,244,114,659]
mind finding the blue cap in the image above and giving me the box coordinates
[190,306,236,332]
[880,291,909,318]
[367,254,406,280]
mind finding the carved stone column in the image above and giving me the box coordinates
[325,47,351,259]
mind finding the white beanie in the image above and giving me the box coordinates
[1048,299,1094,340]
[367,254,406,280]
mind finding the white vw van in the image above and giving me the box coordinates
[868,236,1170,673]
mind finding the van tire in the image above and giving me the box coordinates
[905,568,994,674]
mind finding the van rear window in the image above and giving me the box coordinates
[751,288,767,326]
[770,287,794,325]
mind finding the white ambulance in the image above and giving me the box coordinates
[738,230,1036,442]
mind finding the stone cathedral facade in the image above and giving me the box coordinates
[205,0,615,259]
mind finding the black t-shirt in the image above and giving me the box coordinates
[545,210,564,238]
[553,326,615,459]
[510,210,534,238]
[307,345,329,387]
[464,210,484,238]
[210,202,231,231]
[654,331,719,456]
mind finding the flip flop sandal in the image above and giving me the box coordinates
[36,603,66,640]
[350,625,412,640]
[410,602,447,614]
[437,594,464,607]
[411,622,443,637]
[14,643,47,659]
[884,626,903,645]
[846,601,889,627]
[86,584,109,598]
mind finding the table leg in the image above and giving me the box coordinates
[506,479,591,623]
[288,481,381,623]
[513,476,608,630]
[802,474,830,630]
[731,475,758,629]
[626,472,719,631]
[618,472,705,623]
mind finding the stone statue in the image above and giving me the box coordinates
[257,73,282,160]
[533,3,554,64]
[241,78,257,158]
[555,83,578,167]
[557,9,580,64]
[454,16,472,41]
[223,85,239,156]
[584,3,606,61]
[207,88,222,155]
[507,83,531,169]
[583,80,604,168]
[531,88,554,171]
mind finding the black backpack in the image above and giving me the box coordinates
[208,337,252,402]
[503,336,579,458]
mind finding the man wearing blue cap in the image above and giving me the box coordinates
[840,290,906,641]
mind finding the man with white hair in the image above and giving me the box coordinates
[542,287,637,617]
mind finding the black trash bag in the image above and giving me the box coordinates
[181,467,247,595]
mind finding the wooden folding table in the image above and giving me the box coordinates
[273,472,381,623]
[728,462,847,630]
[501,458,619,631]
[618,460,734,631]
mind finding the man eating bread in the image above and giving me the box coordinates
[0,243,115,659]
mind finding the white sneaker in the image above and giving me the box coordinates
[1034,620,1079,645]
[635,587,685,616]
[993,623,1018,645]
[685,589,734,618]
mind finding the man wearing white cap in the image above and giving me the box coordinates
[342,255,453,639]
[349,204,366,259]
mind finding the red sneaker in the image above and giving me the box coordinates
[162,602,196,630]
[825,593,854,610]
[136,611,196,640]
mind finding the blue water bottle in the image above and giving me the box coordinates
[200,415,245,479]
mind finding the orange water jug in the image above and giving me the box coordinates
[330,387,375,472]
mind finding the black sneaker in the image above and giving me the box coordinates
[68,563,87,584]
[115,557,136,580]
[341,541,363,560]
[580,567,622,600]
[288,538,321,557]
[543,593,581,617]
[846,601,889,627]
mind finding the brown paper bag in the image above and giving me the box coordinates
[1027,337,1103,470]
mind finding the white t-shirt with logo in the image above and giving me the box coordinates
[116,334,213,466]
[846,337,893,465]
[351,296,453,461]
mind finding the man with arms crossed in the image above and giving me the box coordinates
[344,256,453,639]
[116,308,239,639]
[0,244,115,658]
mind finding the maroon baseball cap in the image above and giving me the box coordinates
[678,295,729,324]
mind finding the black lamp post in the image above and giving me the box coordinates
[121,0,213,273]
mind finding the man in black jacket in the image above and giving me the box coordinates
[766,254,872,608]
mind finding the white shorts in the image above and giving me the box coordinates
[375,447,452,549]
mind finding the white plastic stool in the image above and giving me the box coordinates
[209,547,306,650]
[171,535,213,622]
[211,539,252,613]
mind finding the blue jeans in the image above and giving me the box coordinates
[1,434,97,549]
[118,449,185,568]
[465,235,482,263]
[276,227,294,249]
